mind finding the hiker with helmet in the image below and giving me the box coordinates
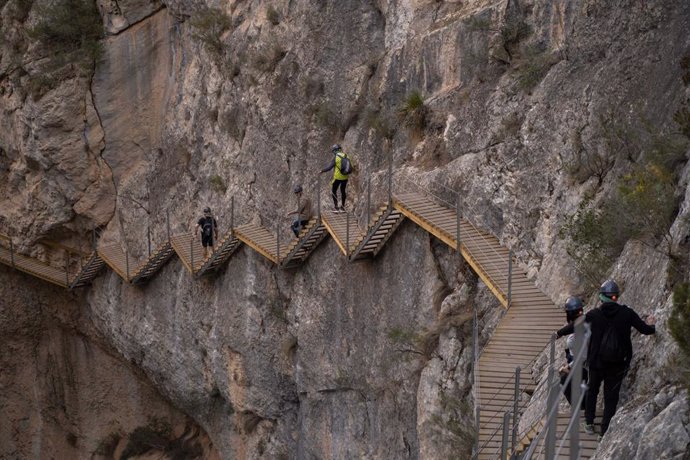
[556,280,656,438]
[320,144,353,213]
[194,207,218,258]
[557,296,589,408]
[286,184,312,237]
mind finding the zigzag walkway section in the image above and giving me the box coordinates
[0,189,596,458]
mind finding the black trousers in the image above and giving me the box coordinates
[585,363,627,434]
[291,219,309,237]
[560,368,589,408]
[331,179,347,207]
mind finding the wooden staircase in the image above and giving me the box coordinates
[348,205,405,261]
[69,252,106,289]
[130,241,176,284]
[320,211,362,256]
[281,218,328,268]
[195,229,242,276]
[170,233,207,274]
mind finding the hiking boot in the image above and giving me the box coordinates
[597,434,603,442]
[583,423,595,435]
[332,205,340,213]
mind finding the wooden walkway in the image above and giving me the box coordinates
[0,187,601,459]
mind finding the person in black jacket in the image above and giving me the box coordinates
[556,280,655,437]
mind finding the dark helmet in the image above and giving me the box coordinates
[564,296,584,312]
[600,279,620,301]
[331,144,342,152]
[293,184,303,194]
[203,206,211,214]
[564,296,584,321]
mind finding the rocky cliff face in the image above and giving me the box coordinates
[1,0,690,458]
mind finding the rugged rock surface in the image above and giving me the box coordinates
[1,0,690,458]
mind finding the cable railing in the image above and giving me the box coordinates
[522,321,591,460]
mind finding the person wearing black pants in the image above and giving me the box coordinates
[320,144,352,212]
[557,280,655,437]
[558,297,589,409]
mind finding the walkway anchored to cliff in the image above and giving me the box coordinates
[0,176,591,459]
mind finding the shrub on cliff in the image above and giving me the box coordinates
[190,7,231,57]
[28,0,103,62]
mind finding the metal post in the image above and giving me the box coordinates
[475,406,481,458]
[501,411,511,460]
[367,175,371,228]
[507,250,513,308]
[297,193,302,236]
[166,209,171,241]
[346,211,350,258]
[512,366,521,455]
[317,175,321,221]
[570,320,584,460]
[387,150,393,206]
[190,234,195,273]
[456,194,461,252]
[276,223,281,265]
[545,334,558,459]
[9,238,15,267]
[125,249,130,281]
[231,196,235,234]
[147,225,151,257]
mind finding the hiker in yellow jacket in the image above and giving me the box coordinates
[320,144,353,213]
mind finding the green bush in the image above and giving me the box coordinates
[669,283,690,388]
[190,7,231,56]
[28,0,103,62]
[398,90,428,134]
[209,174,227,193]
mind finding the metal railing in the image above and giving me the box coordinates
[522,320,591,460]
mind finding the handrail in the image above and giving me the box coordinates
[522,324,591,460]
[394,174,514,302]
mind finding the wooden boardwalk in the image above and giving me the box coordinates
[0,186,601,459]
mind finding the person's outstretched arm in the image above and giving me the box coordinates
[630,308,656,335]
[320,159,335,173]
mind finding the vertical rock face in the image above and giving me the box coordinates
[1,0,690,458]
[0,266,216,459]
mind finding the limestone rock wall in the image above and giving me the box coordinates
[1,0,690,458]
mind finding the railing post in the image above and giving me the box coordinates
[166,209,171,241]
[507,250,513,308]
[191,233,195,273]
[276,223,281,266]
[387,150,393,206]
[367,175,371,228]
[512,366,521,456]
[147,225,151,257]
[317,175,321,221]
[346,211,350,258]
[545,334,558,459]
[570,320,584,460]
[125,249,130,281]
[231,196,235,235]
[456,194,461,253]
[475,406,481,458]
[501,411,511,460]
[297,193,302,236]
[9,237,15,267]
